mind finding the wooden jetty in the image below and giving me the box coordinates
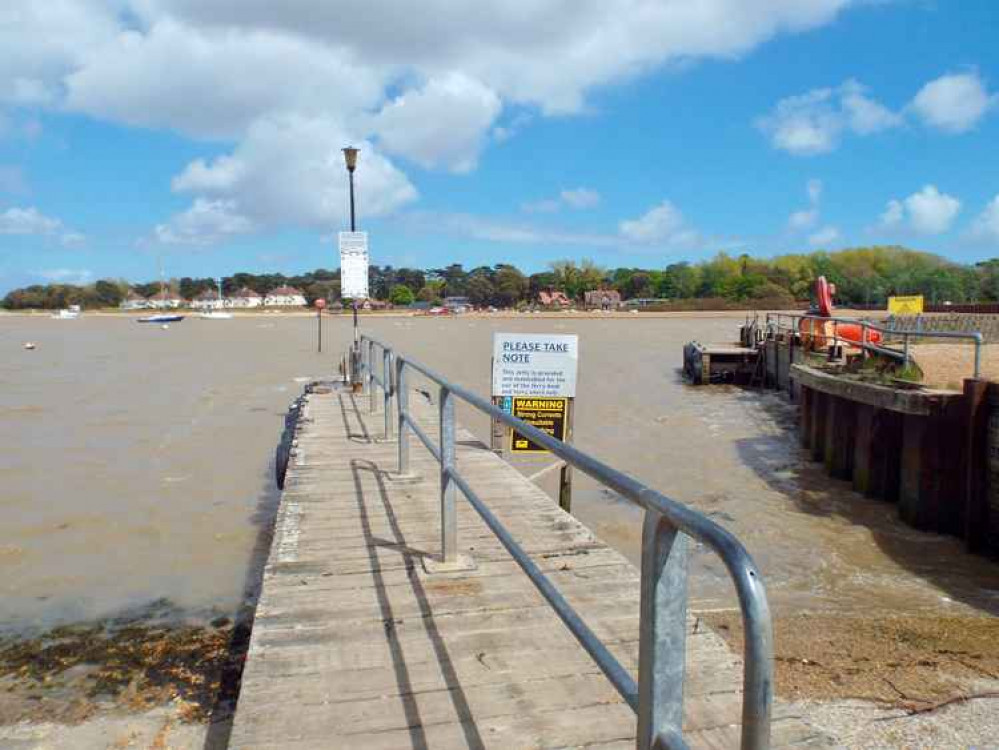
[229,383,831,749]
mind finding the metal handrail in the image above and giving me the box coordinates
[358,334,773,750]
[765,312,983,379]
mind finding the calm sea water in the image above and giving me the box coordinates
[1,313,995,633]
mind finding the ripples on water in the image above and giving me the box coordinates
[1,313,996,637]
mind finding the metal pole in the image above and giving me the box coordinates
[974,333,982,379]
[439,386,457,564]
[383,348,392,440]
[903,332,910,366]
[397,357,409,474]
[637,511,688,750]
[317,307,322,353]
[368,340,376,412]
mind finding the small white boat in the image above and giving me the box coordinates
[52,305,81,319]
[198,278,232,319]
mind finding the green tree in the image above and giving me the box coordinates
[389,284,415,306]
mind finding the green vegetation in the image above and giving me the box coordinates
[3,246,998,310]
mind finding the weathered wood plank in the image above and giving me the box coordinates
[229,385,831,749]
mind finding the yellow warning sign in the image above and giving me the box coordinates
[510,397,568,453]
[888,295,924,315]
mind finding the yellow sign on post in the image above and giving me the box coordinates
[888,295,924,315]
[510,397,568,453]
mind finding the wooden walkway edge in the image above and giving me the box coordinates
[229,384,833,749]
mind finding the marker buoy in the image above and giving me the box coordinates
[24,342,36,350]
[161,324,170,330]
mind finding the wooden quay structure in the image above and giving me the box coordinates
[229,336,833,749]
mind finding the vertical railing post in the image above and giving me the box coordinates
[368,341,376,412]
[383,347,393,440]
[637,510,688,750]
[439,386,457,564]
[973,333,982,379]
[397,358,409,475]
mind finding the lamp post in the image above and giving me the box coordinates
[342,146,362,391]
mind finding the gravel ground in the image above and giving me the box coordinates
[800,688,999,749]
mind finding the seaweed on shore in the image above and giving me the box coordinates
[0,608,252,726]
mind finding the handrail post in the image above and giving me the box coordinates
[368,340,376,412]
[383,347,393,440]
[397,358,409,474]
[636,510,688,750]
[439,385,457,564]
[974,333,982,379]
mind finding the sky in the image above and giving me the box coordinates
[1,0,999,293]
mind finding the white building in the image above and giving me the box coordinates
[193,289,225,309]
[120,291,149,310]
[230,287,263,308]
[264,285,307,307]
[148,289,183,309]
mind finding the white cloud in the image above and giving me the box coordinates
[807,178,823,204]
[523,187,601,213]
[911,72,995,134]
[373,73,501,173]
[60,231,86,248]
[879,199,904,228]
[65,19,386,140]
[970,195,999,241]
[37,268,93,284]
[402,211,617,247]
[878,185,961,235]
[808,225,840,246]
[560,187,601,210]
[1,0,864,238]
[788,178,823,230]
[170,116,417,234]
[840,80,902,134]
[758,80,900,156]
[0,206,63,235]
[619,200,696,246]
[153,199,254,246]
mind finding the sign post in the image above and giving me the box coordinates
[491,333,579,512]
[340,231,369,391]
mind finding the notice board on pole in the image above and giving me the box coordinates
[339,231,369,300]
[491,332,578,398]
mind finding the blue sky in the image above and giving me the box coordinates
[1,0,998,293]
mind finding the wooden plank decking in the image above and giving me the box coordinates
[229,384,832,749]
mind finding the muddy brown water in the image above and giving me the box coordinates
[2,313,997,637]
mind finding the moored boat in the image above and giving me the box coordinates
[137,314,185,324]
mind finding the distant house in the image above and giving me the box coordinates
[264,285,307,307]
[584,289,622,310]
[120,291,149,310]
[536,289,572,309]
[193,289,224,309]
[230,287,263,308]
[443,296,471,312]
[148,289,184,309]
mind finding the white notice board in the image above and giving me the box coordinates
[492,333,578,397]
[339,231,369,299]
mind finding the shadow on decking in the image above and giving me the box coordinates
[337,391,373,443]
[350,456,486,750]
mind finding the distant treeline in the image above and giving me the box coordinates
[4,246,999,310]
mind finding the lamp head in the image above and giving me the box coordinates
[342,146,359,172]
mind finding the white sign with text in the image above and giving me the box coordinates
[338,231,369,300]
[492,333,578,397]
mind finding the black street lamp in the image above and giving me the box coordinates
[342,146,362,390]
[343,146,358,232]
